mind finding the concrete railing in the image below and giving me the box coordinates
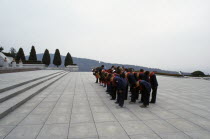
[0,64,79,72]
[46,65,79,72]
[21,64,46,69]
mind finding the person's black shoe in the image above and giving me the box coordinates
[129,101,136,104]
[115,101,119,104]
[140,105,148,108]
[150,101,155,103]
[110,98,115,100]
[138,101,143,103]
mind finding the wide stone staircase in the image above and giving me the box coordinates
[0,70,69,119]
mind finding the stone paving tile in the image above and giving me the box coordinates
[187,117,210,131]
[72,106,91,114]
[51,107,72,115]
[95,122,127,138]
[158,132,191,139]
[129,134,161,139]
[37,124,69,139]
[184,130,210,139]
[120,120,155,135]
[150,110,180,119]
[144,119,180,134]
[31,107,53,115]
[46,114,70,124]
[12,106,34,114]
[92,112,117,123]
[19,114,49,125]
[0,126,14,139]
[68,123,98,139]
[37,101,57,108]
[91,106,109,113]
[100,136,130,139]
[0,114,26,126]
[70,113,93,124]
[113,111,139,122]
[4,125,42,139]
[132,111,161,121]
[166,118,203,132]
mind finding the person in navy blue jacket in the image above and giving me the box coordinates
[127,69,138,103]
[113,67,128,107]
[138,69,145,103]
[144,71,150,82]
[136,80,151,108]
[149,72,158,103]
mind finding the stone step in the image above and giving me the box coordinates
[0,70,64,93]
[0,71,66,103]
[0,72,68,119]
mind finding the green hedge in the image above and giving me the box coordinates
[2,52,13,58]
[22,60,43,64]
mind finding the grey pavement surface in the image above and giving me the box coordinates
[0,72,210,139]
[0,70,62,89]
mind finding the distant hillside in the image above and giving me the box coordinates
[26,53,179,73]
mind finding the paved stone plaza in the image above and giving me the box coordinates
[0,72,210,139]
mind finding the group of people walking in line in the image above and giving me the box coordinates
[92,65,158,108]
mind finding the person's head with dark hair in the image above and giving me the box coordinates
[121,72,126,78]
[101,65,104,68]
[140,69,144,72]
[145,71,150,76]
[128,68,134,73]
[116,67,123,74]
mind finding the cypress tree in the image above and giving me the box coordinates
[29,46,37,61]
[191,71,205,77]
[42,49,51,66]
[53,49,61,67]
[64,52,73,67]
[16,48,26,62]
[0,46,3,52]
[10,47,17,58]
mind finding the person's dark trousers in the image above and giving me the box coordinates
[118,90,125,107]
[96,78,98,83]
[130,86,136,102]
[151,87,157,103]
[142,91,150,106]
[135,89,139,100]
[111,86,117,100]
[107,84,111,93]
[124,84,128,100]
[132,89,139,102]
[140,90,143,102]
[116,92,119,103]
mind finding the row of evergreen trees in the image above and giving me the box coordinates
[16,46,74,67]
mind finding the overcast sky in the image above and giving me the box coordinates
[0,0,210,73]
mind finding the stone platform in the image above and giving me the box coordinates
[0,72,210,139]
